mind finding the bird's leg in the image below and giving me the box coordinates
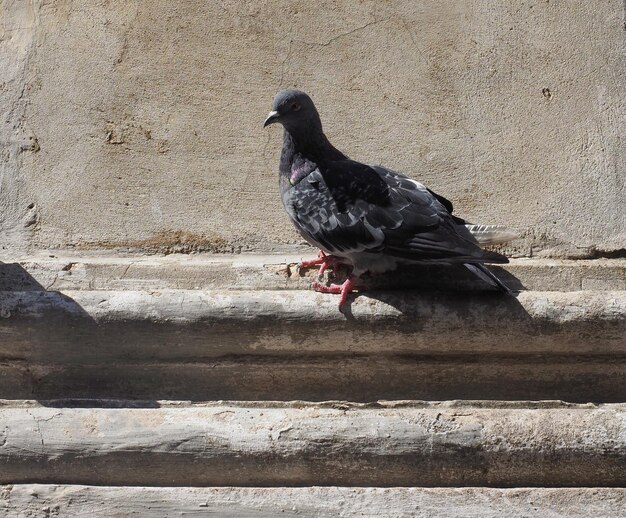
[317,257,330,278]
[311,275,356,310]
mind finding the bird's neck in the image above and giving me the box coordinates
[280,127,346,172]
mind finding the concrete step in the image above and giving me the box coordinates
[1,400,624,487]
[2,485,625,517]
[1,255,624,514]
[0,286,624,401]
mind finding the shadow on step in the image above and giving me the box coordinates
[1,354,623,404]
[0,263,161,409]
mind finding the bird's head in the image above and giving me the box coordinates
[263,89,321,131]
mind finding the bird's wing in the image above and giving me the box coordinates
[283,160,504,263]
[282,161,390,254]
[371,165,505,262]
[426,187,454,214]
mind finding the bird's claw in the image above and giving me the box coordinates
[311,276,356,311]
[297,250,327,270]
[297,251,341,281]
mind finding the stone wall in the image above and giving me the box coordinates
[1,0,624,258]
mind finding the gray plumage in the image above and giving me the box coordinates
[264,89,514,292]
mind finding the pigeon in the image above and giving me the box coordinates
[264,89,515,309]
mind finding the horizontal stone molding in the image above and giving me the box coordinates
[1,253,624,401]
[0,289,624,362]
[0,401,624,486]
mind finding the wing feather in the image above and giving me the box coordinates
[283,160,505,264]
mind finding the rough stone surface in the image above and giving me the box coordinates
[0,401,624,486]
[2,253,626,292]
[2,485,626,517]
[0,289,624,360]
[0,274,623,400]
[1,1,625,257]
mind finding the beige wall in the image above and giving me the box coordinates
[1,0,624,258]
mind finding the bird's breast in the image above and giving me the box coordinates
[289,160,317,186]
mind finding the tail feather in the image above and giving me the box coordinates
[479,249,509,264]
[465,224,518,245]
[464,263,512,293]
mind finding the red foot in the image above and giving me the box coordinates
[299,251,327,269]
[298,251,340,278]
[311,276,356,310]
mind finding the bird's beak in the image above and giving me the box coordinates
[263,110,280,127]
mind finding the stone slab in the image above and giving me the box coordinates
[0,286,623,400]
[0,401,624,486]
[0,288,624,362]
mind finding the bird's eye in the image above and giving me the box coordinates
[292,103,301,112]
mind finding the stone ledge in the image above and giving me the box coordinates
[0,401,624,486]
[3,253,626,292]
[2,485,625,517]
[1,255,624,401]
[0,287,623,401]
[0,289,624,360]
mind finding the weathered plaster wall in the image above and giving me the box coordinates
[1,0,624,258]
